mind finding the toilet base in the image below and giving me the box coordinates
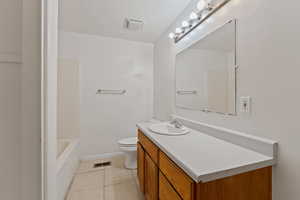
[124,150,137,169]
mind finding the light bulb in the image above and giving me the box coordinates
[175,28,183,34]
[168,32,175,39]
[182,21,190,28]
[197,0,207,11]
[190,12,199,20]
[201,9,210,18]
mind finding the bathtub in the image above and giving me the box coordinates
[57,139,80,200]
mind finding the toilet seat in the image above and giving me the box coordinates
[118,137,137,147]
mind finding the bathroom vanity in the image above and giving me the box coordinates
[136,119,277,200]
[136,12,279,200]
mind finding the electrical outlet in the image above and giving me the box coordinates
[240,96,251,113]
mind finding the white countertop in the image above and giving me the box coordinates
[137,121,276,183]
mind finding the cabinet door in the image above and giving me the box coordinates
[145,154,158,200]
[159,151,194,200]
[137,143,145,193]
[159,172,182,200]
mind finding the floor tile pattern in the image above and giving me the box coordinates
[66,155,144,200]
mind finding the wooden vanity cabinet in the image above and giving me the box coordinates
[137,129,272,200]
[159,151,195,200]
[137,129,159,200]
[195,166,272,200]
[137,143,145,193]
[138,129,158,164]
[159,171,182,200]
[144,154,158,200]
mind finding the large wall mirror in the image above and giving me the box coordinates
[175,20,237,115]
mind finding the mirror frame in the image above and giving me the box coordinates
[175,19,238,116]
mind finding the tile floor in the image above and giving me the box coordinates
[66,155,144,200]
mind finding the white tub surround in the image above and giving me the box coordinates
[59,32,154,157]
[57,139,80,200]
[136,118,277,183]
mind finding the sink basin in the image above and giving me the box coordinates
[148,123,190,136]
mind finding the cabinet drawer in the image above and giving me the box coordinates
[138,130,158,164]
[159,172,182,200]
[159,151,194,200]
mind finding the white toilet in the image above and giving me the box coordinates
[118,137,138,169]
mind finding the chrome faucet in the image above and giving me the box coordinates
[170,119,183,129]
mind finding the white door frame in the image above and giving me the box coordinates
[41,0,59,199]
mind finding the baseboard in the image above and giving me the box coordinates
[80,152,124,161]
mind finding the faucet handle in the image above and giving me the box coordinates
[170,119,183,129]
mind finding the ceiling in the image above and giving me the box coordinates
[59,0,191,43]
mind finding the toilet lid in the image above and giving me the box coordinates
[118,137,137,146]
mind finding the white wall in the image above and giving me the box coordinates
[154,0,300,199]
[154,38,175,120]
[0,1,22,200]
[21,0,42,199]
[59,31,153,157]
[0,64,21,199]
[0,1,42,200]
[0,0,22,62]
[58,59,80,139]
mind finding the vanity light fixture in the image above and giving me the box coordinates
[175,27,183,34]
[190,11,200,20]
[182,20,191,29]
[197,0,207,11]
[168,32,175,39]
[198,0,214,11]
[169,0,231,42]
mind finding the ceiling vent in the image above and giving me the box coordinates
[124,18,144,31]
